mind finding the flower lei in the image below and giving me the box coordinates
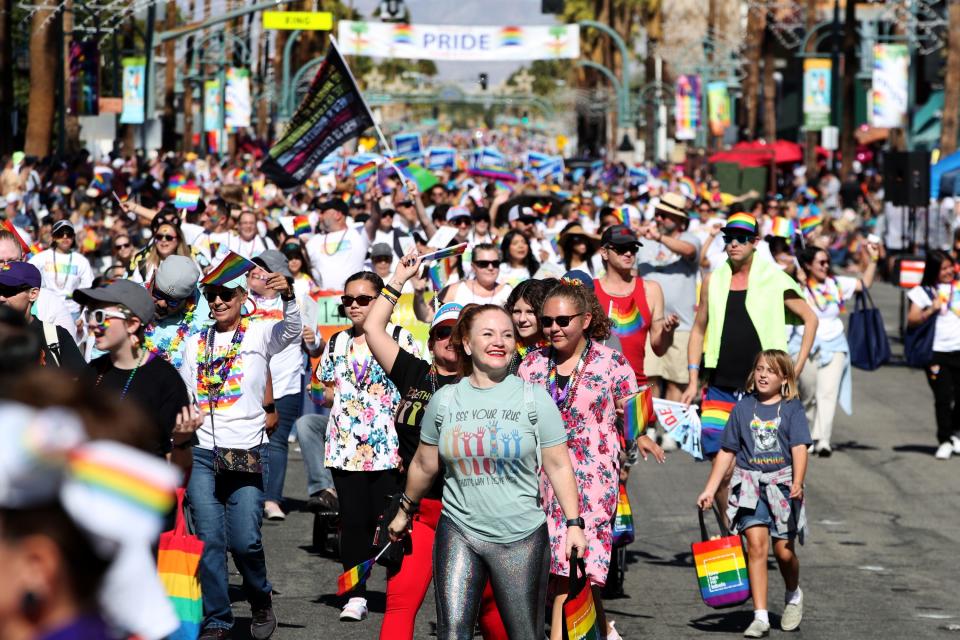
[144,303,197,363]
[806,278,845,314]
[197,318,248,407]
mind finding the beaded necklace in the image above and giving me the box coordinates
[96,349,147,399]
[323,229,348,256]
[144,302,196,363]
[547,340,592,410]
[805,277,845,314]
[197,318,248,408]
[52,250,73,289]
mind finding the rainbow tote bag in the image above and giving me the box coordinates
[692,506,751,609]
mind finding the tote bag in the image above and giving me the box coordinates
[848,288,891,371]
[691,506,751,609]
[562,550,602,640]
[903,287,937,368]
[611,482,635,547]
[158,488,205,640]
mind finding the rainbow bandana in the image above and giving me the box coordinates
[722,213,758,236]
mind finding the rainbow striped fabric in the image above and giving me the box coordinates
[692,533,751,608]
[174,186,202,210]
[563,566,601,639]
[200,251,257,286]
[770,217,796,239]
[609,299,645,338]
[611,206,630,227]
[700,387,739,456]
[1,219,31,256]
[352,160,378,185]
[293,215,312,237]
[68,446,176,516]
[427,258,454,291]
[677,176,697,201]
[722,212,757,235]
[799,215,821,236]
[623,386,654,441]
[337,558,376,596]
[612,482,635,546]
[158,489,204,640]
[420,242,468,263]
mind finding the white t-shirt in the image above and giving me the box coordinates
[34,288,76,336]
[802,276,859,342]
[908,284,960,353]
[209,232,275,260]
[179,299,302,449]
[28,249,93,314]
[249,294,305,399]
[305,226,370,291]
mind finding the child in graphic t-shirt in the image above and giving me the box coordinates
[697,349,812,638]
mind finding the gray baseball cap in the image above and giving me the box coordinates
[73,279,156,325]
[154,255,201,300]
[252,249,293,279]
[370,243,393,260]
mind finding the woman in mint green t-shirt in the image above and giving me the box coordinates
[388,303,587,640]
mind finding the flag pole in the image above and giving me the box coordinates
[329,36,412,191]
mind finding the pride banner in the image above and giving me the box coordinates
[225,68,252,129]
[675,74,701,141]
[871,44,909,128]
[338,21,579,60]
[706,81,731,137]
[120,57,145,124]
[803,59,831,131]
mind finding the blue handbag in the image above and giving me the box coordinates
[848,288,890,371]
[904,287,937,368]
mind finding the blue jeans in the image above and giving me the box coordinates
[187,446,272,631]
[295,412,335,496]
[264,392,302,504]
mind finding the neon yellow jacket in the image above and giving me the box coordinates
[705,255,802,369]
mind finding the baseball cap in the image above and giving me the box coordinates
[252,249,293,279]
[153,255,201,300]
[431,302,463,330]
[316,199,350,216]
[446,207,472,222]
[561,269,595,292]
[52,220,75,236]
[73,279,156,325]
[507,205,537,223]
[370,243,394,260]
[721,212,759,236]
[600,224,642,248]
[0,262,41,289]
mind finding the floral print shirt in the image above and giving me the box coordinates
[518,341,637,585]
[319,326,419,471]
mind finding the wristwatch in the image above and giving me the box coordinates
[263,403,276,414]
[566,517,585,529]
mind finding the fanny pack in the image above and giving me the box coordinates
[213,446,264,474]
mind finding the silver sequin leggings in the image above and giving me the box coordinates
[433,515,550,640]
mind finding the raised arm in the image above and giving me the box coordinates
[264,273,303,356]
[364,251,424,376]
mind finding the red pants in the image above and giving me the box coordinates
[379,498,508,640]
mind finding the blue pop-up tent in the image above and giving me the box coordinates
[931,150,960,200]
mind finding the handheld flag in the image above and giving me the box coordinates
[652,398,703,460]
[427,259,455,291]
[200,251,257,286]
[770,217,796,239]
[799,215,821,236]
[174,186,202,211]
[261,38,376,189]
[419,243,468,263]
[336,541,393,596]
[293,215,312,237]
[622,386,654,441]
[677,177,697,201]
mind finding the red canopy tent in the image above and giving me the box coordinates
[708,140,809,166]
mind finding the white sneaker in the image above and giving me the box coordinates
[743,618,770,638]
[340,597,368,621]
[606,620,624,640]
[781,589,803,631]
[263,501,285,521]
[935,441,953,460]
[661,434,678,451]
[951,435,960,454]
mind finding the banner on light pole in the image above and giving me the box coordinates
[871,44,909,128]
[706,81,731,137]
[674,75,701,141]
[803,58,831,131]
[120,57,146,124]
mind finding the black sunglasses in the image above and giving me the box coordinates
[473,259,500,269]
[341,294,377,307]
[155,233,178,243]
[723,234,754,246]
[431,325,454,340]
[451,217,472,227]
[0,285,30,298]
[203,287,240,302]
[607,244,639,255]
[53,230,74,239]
[541,313,583,328]
[114,242,132,250]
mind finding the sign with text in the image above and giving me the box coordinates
[263,11,333,31]
[338,21,579,60]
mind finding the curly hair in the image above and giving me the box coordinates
[451,303,513,377]
[544,279,612,341]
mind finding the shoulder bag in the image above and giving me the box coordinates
[848,287,891,371]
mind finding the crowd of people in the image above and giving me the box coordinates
[0,139,938,640]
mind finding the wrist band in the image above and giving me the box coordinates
[688,364,700,371]
[401,492,420,508]
[380,288,399,305]
[384,284,402,298]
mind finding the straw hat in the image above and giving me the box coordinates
[654,192,689,219]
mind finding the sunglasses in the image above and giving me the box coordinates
[154,233,178,243]
[203,288,240,302]
[341,294,377,307]
[53,231,74,239]
[152,287,183,304]
[0,284,31,298]
[723,234,754,246]
[607,244,639,255]
[473,259,500,269]
[83,308,128,325]
[114,242,132,250]
[397,201,414,207]
[431,325,454,340]
[451,218,472,227]
[541,313,583,328]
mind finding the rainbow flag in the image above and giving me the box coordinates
[174,186,202,211]
[701,388,737,456]
[200,251,257,286]
[799,215,821,236]
[677,176,697,201]
[611,206,630,227]
[420,242,468,263]
[428,259,454,291]
[770,217,796,238]
[293,215,312,237]
[167,174,187,199]
[1,219,31,256]
[352,160,378,184]
[337,558,377,596]
[622,386,654,441]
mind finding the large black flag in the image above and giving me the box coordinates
[261,38,374,189]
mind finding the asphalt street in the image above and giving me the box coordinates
[226,281,959,639]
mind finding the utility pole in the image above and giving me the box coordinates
[143,1,156,152]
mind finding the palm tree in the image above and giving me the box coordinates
[940,0,960,154]
[24,0,57,156]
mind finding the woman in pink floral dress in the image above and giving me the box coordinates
[519,279,663,640]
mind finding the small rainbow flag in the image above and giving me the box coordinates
[532,202,551,216]
[428,259,454,291]
[612,482,634,546]
[174,186,202,211]
[677,177,697,201]
[770,217,796,239]
[611,206,632,227]
[336,542,393,596]
[622,386,654,441]
[167,174,187,199]
[352,160,378,185]
[200,250,257,286]
[803,186,818,200]
[420,242,468,263]
[293,215,311,237]
[799,215,821,236]
[500,26,523,46]
[392,23,414,44]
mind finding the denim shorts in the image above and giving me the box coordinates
[734,487,794,540]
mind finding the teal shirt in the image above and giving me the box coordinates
[144,295,211,370]
[420,375,567,543]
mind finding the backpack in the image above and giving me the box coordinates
[42,321,62,367]
[314,324,404,383]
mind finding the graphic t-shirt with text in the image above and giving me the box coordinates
[720,396,811,473]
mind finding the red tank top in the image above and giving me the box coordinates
[594,277,652,384]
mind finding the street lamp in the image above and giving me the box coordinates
[379,0,406,21]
